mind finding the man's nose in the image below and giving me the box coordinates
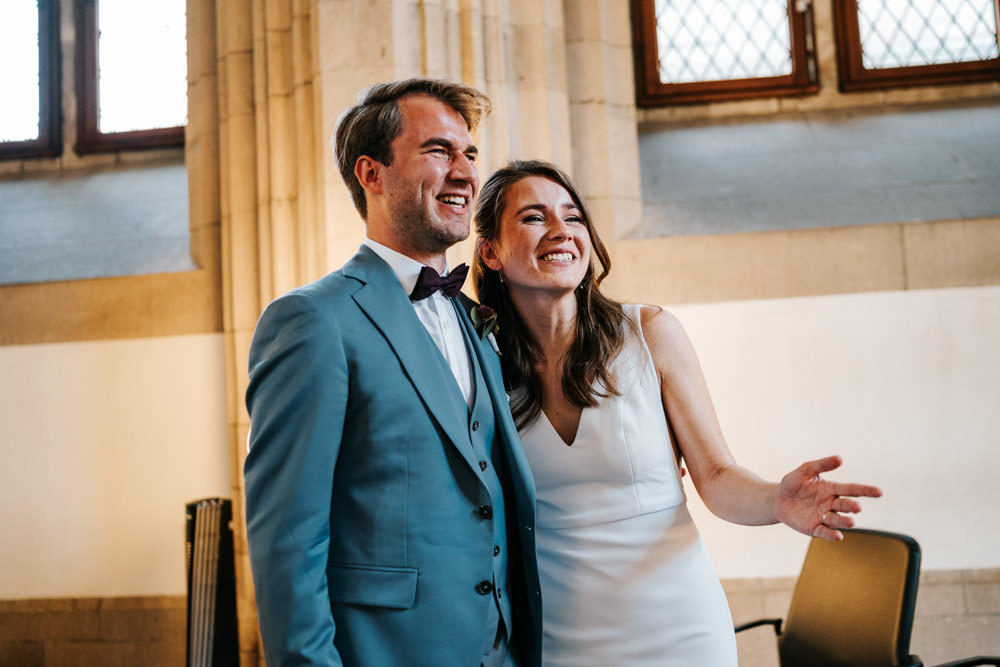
[449,153,477,183]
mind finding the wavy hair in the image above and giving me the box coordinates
[472,160,634,429]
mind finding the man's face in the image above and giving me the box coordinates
[378,95,480,257]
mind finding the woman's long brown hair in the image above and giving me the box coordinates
[472,160,635,430]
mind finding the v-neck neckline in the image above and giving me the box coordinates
[538,405,586,447]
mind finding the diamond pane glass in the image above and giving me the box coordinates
[655,0,793,83]
[98,0,187,133]
[0,1,41,142]
[858,0,1000,69]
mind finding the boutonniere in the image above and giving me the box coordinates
[470,304,498,340]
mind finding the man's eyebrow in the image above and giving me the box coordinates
[420,137,478,154]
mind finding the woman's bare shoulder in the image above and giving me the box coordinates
[636,304,685,338]
[635,304,699,373]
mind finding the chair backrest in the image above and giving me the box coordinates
[778,529,921,667]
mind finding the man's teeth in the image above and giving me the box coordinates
[439,195,467,206]
[540,252,574,262]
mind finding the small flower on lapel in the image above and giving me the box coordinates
[470,304,498,340]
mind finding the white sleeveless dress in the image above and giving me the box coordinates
[517,304,738,666]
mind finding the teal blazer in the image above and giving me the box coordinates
[244,245,542,666]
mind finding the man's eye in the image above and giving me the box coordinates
[522,215,543,223]
[466,153,477,163]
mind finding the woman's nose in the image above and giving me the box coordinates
[548,219,573,240]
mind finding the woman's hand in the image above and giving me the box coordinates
[774,455,882,541]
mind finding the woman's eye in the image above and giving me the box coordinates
[566,215,583,224]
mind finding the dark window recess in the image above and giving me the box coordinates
[832,0,1000,91]
[631,0,819,106]
[73,0,185,154]
[0,0,62,160]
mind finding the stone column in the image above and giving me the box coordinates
[189,0,327,662]
[564,0,643,245]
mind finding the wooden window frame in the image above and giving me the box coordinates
[631,0,820,107]
[0,0,62,160]
[73,0,184,154]
[832,0,1000,92]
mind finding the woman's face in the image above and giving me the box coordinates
[480,176,592,297]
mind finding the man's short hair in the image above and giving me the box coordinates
[333,78,492,220]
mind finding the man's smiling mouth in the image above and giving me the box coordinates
[438,195,468,208]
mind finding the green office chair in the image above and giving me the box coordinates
[735,529,999,667]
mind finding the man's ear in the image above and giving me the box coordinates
[477,238,503,272]
[354,156,382,195]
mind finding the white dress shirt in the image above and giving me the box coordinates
[363,238,474,407]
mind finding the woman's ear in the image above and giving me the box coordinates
[354,156,382,195]
[478,238,503,272]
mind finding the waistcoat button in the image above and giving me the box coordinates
[475,580,493,595]
[479,460,488,471]
[472,420,480,431]
[478,505,493,519]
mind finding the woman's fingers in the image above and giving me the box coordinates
[830,481,883,498]
[831,496,863,514]
[813,508,857,540]
[801,455,843,476]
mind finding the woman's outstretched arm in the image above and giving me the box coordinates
[639,305,881,540]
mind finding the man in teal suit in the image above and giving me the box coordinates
[244,79,542,666]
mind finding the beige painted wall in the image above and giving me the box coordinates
[0,334,230,598]
[669,286,1000,578]
[2,287,995,599]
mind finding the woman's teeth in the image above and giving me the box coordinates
[540,252,573,262]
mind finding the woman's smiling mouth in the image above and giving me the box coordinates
[539,252,575,263]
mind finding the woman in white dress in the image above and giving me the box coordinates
[471,160,882,666]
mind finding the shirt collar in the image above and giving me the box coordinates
[363,237,451,297]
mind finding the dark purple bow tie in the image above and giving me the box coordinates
[409,263,469,300]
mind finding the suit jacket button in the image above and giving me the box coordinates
[478,505,493,519]
[493,545,500,557]
[479,460,488,471]
[475,580,493,595]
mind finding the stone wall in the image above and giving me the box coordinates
[0,596,185,666]
[3,570,996,665]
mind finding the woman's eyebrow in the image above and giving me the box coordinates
[513,201,579,215]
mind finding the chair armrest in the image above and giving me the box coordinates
[931,658,1000,667]
[734,618,783,635]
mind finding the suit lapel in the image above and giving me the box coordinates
[346,247,479,473]
[454,295,537,500]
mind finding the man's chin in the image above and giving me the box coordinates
[415,231,469,256]
[435,221,472,246]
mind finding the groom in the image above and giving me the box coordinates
[244,78,542,666]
